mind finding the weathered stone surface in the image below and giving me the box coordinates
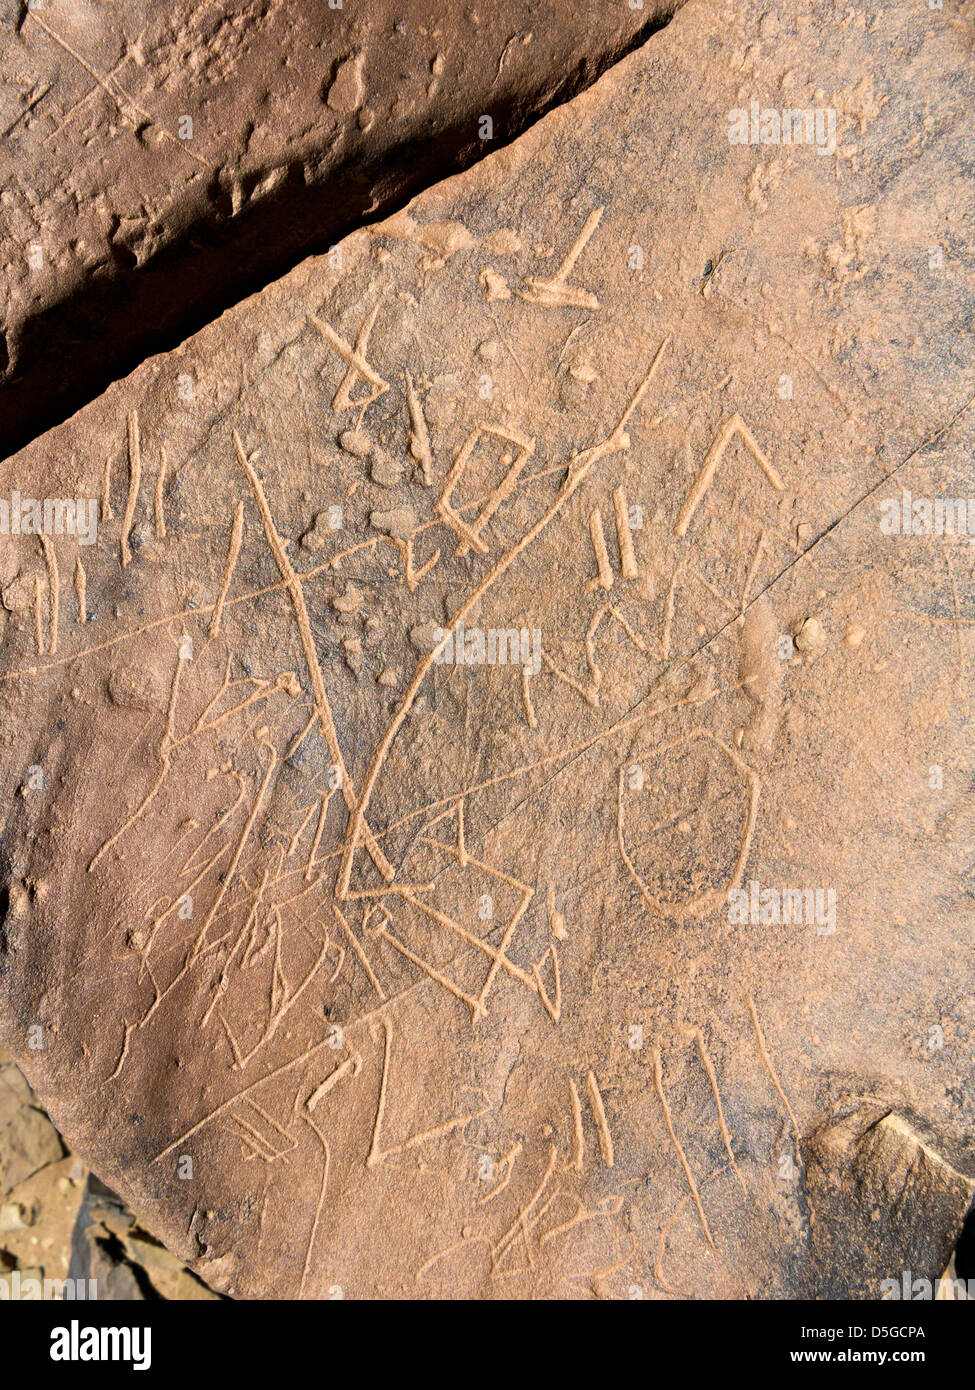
[805,1108,975,1299]
[0,1056,32,1127]
[0,1096,64,1191]
[1,0,974,1299]
[0,1057,86,1290]
[0,0,675,453]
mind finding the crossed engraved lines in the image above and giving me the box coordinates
[232,1098,297,1164]
[190,1023,624,1290]
[19,10,209,167]
[68,249,776,1069]
[304,209,613,573]
[101,735,560,1072]
[232,430,395,886]
[71,223,780,1115]
[310,211,776,585]
[341,795,562,1026]
[77,313,653,979]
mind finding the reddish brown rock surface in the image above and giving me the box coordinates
[0,0,974,1298]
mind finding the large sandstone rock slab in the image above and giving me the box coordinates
[0,0,675,453]
[1,0,974,1298]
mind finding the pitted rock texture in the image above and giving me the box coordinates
[0,0,974,1299]
[0,0,676,454]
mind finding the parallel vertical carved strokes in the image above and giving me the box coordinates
[613,486,638,578]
